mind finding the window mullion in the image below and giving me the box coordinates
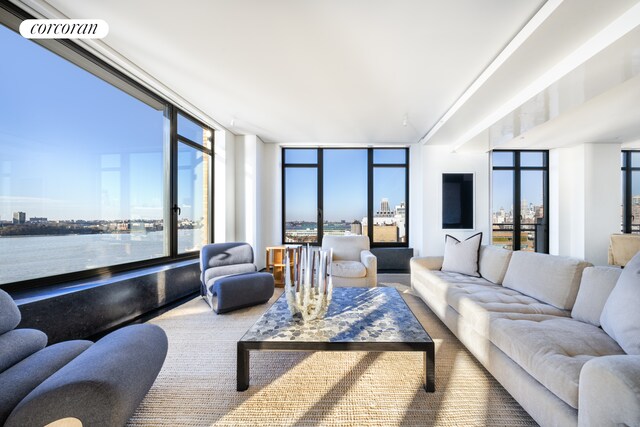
[317,148,324,245]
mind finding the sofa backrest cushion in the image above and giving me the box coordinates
[441,233,482,277]
[571,266,622,327]
[479,245,512,284]
[201,242,254,270]
[502,251,591,310]
[600,251,640,354]
[322,235,369,261]
[0,290,20,335]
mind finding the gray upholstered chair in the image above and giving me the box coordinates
[321,235,377,287]
[200,242,274,313]
[0,289,167,427]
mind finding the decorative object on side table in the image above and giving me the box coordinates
[283,244,333,321]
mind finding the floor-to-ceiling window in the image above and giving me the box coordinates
[282,147,409,247]
[621,150,640,234]
[176,113,213,253]
[491,150,549,252]
[0,4,214,290]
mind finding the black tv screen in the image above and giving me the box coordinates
[442,173,474,229]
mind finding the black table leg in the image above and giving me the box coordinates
[237,342,249,391]
[424,345,435,392]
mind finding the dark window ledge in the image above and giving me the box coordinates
[12,259,199,306]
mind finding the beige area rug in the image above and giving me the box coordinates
[128,286,536,427]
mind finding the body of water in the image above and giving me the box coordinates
[0,229,203,285]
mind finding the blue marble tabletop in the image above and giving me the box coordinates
[240,287,432,343]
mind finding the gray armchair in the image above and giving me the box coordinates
[200,242,275,313]
[0,289,167,427]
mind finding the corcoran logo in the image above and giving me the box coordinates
[19,19,109,39]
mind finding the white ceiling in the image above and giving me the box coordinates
[15,0,640,148]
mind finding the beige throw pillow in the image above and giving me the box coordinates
[601,251,640,354]
[441,233,482,277]
[478,245,512,285]
[571,266,622,327]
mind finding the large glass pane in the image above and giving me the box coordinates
[492,170,514,249]
[0,24,167,285]
[632,152,640,168]
[323,150,367,237]
[372,168,406,243]
[492,151,514,167]
[177,143,210,253]
[632,170,640,234]
[178,113,210,148]
[520,170,545,251]
[520,151,545,167]
[373,149,406,164]
[284,168,318,243]
[284,149,317,164]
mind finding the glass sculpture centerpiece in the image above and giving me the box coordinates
[283,245,333,321]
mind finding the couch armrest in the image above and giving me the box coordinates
[410,256,444,271]
[360,250,377,287]
[578,355,640,427]
[5,324,168,427]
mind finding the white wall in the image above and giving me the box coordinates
[408,144,424,255]
[420,146,490,255]
[260,143,282,265]
[213,129,236,243]
[550,142,621,265]
[234,135,264,267]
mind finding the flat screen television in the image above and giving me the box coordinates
[442,173,474,229]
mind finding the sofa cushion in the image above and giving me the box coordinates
[322,235,369,261]
[442,279,569,337]
[0,329,47,373]
[0,340,92,425]
[203,263,257,288]
[490,317,625,409]
[571,266,622,327]
[478,245,512,284]
[441,233,482,277]
[502,251,590,310]
[332,261,366,278]
[601,251,640,354]
[0,290,20,335]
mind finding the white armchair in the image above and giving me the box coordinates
[322,235,377,287]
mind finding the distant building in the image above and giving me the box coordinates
[29,217,48,223]
[361,198,407,243]
[350,220,362,235]
[13,212,26,224]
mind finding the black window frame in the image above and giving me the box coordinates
[281,147,409,248]
[0,2,214,292]
[622,150,640,234]
[491,150,549,253]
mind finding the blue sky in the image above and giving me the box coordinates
[285,149,407,222]
[0,24,166,221]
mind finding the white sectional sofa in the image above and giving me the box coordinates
[411,246,640,427]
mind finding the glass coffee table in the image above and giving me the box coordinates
[237,287,435,392]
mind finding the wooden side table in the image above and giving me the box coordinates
[265,245,300,287]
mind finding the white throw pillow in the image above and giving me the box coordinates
[600,251,640,354]
[571,266,622,327]
[478,245,512,285]
[441,233,482,277]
